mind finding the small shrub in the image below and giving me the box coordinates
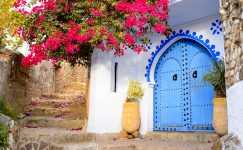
[127,80,144,102]
[203,61,226,97]
[0,97,19,120]
[0,123,9,149]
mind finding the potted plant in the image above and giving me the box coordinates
[121,80,144,138]
[203,60,227,136]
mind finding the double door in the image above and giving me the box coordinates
[154,39,214,131]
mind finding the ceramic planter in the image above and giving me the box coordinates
[122,102,141,133]
[213,98,228,136]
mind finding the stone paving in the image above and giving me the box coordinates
[16,93,221,150]
[18,136,216,150]
[16,125,221,150]
[50,140,214,150]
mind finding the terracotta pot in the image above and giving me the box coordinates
[122,102,141,133]
[213,98,228,136]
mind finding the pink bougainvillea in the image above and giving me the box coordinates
[14,0,171,67]
[124,34,135,45]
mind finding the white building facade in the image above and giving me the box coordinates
[87,0,225,135]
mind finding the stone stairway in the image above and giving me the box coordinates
[17,131,220,150]
[50,140,214,150]
[17,93,87,150]
[45,132,221,150]
[16,94,221,150]
[17,129,221,150]
[143,132,221,149]
[47,132,221,150]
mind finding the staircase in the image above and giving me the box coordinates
[50,140,214,150]
[143,132,221,149]
[47,132,220,150]
[17,93,88,150]
[16,94,221,150]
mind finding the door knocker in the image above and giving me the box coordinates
[193,71,198,78]
[173,74,177,81]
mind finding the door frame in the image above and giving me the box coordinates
[144,30,222,132]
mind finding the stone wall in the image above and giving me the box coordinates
[55,61,88,94]
[0,49,29,112]
[0,49,55,112]
[0,50,12,97]
[220,0,243,87]
[27,61,55,98]
[0,48,88,113]
[220,0,243,148]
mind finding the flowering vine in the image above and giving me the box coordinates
[14,0,171,67]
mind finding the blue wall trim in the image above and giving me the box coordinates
[145,29,221,82]
[210,19,222,35]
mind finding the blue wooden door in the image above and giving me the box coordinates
[154,39,214,131]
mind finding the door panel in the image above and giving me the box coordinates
[154,39,214,131]
[188,44,214,131]
[154,42,183,131]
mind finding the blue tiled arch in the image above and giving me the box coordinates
[145,29,221,82]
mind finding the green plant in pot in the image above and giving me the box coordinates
[121,80,144,139]
[126,80,144,102]
[203,60,227,136]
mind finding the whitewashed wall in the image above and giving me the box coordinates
[227,81,243,147]
[87,14,225,134]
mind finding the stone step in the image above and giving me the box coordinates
[18,127,88,145]
[49,140,213,150]
[17,130,218,150]
[143,132,221,149]
[43,93,84,100]
[19,116,86,129]
[99,140,213,150]
[29,99,73,108]
[17,127,89,150]
[18,128,119,145]
[50,143,98,150]
[27,107,72,117]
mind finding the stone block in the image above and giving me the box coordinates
[25,143,33,150]
[182,133,199,142]
[19,147,26,150]
[0,114,14,128]
[225,40,232,49]
[221,134,242,150]
[33,143,38,150]
[167,133,183,141]
[231,10,240,19]
[55,61,88,94]
[229,70,235,76]
[39,141,48,150]
[240,67,243,80]
[132,131,140,138]
[120,131,128,139]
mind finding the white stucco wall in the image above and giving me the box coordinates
[87,14,225,134]
[227,81,243,147]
